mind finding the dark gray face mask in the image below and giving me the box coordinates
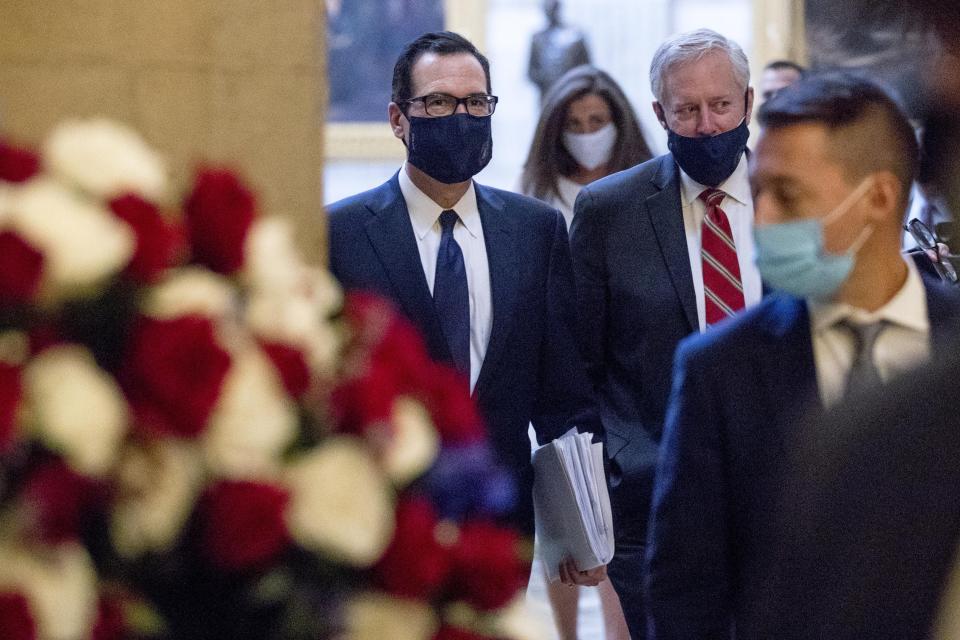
[667,116,749,187]
[406,113,493,184]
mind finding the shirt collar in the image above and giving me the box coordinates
[398,162,481,240]
[809,256,930,333]
[678,152,751,207]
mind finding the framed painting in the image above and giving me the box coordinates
[325,0,487,160]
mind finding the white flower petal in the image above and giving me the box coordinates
[203,345,298,478]
[43,118,168,201]
[284,437,395,566]
[8,177,134,299]
[23,344,128,477]
[243,217,306,294]
[344,592,438,640]
[143,266,237,320]
[0,542,99,640]
[383,397,438,486]
[111,439,204,558]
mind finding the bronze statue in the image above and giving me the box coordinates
[527,0,591,103]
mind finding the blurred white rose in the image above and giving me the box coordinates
[284,437,394,566]
[383,396,438,487]
[344,592,438,640]
[7,177,134,300]
[43,118,168,202]
[245,292,341,378]
[493,594,552,640]
[111,439,204,558]
[143,266,237,320]
[203,345,298,478]
[23,344,128,477]
[243,217,305,294]
[0,542,98,640]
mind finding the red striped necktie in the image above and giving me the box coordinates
[699,188,745,325]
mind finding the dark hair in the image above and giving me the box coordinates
[520,65,653,202]
[391,31,491,104]
[764,59,806,75]
[759,71,919,206]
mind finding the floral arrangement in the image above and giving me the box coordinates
[0,121,541,640]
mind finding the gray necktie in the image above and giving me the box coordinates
[840,319,886,396]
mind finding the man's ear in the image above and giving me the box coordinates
[745,87,755,125]
[652,101,668,130]
[866,171,903,226]
[388,103,406,140]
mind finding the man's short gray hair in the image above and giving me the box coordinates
[649,29,750,103]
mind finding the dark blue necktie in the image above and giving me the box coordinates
[434,210,470,380]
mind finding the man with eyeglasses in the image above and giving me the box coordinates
[328,31,604,587]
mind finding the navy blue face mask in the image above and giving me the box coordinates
[667,112,750,188]
[406,113,493,184]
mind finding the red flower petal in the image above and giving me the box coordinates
[449,521,529,611]
[259,340,311,398]
[20,459,104,545]
[200,480,291,571]
[0,363,21,455]
[121,315,231,438]
[0,141,40,183]
[0,592,37,640]
[109,194,184,283]
[374,497,453,599]
[0,231,43,307]
[419,363,485,445]
[183,169,255,274]
[91,596,126,640]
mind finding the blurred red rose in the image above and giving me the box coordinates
[20,458,104,544]
[432,626,491,640]
[0,363,21,455]
[91,595,125,640]
[449,521,528,611]
[420,363,485,445]
[330,362,401,436]
[121,315,231,438]
[259,340,311,398]
[183,169,255,274]
[0,592,36,640]
[0,231,43,306]
[0,141,40,183]
[109,194,184,283]
[375,496,453,600]
[201,480,291,571]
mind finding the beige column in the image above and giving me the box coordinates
[0,1,327,263]
[751,0,807,77]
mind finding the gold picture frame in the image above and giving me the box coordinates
[325,0,487,160]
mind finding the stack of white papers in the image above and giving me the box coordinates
[532,428,614,582]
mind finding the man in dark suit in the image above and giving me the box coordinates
[570,29,758,637]
[327,32,601,586]
[744,4,960,639]
[643,72,960,639]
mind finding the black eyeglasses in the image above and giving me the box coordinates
[905,217,958,284]
[399,93,499,117]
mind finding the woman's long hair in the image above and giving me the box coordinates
[521,65,653,202]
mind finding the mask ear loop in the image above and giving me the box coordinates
[822,177,876,255]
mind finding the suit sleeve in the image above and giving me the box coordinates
[644,337,732,640]
[530,208,601,444]
[568,186,607,393]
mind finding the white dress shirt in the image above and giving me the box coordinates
[679,153,764,332]
[808,257,930,407]
[398,164,492,392]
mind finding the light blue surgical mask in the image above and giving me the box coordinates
[754,178,875,300]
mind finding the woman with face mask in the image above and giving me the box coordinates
[520,65,653,229]
[519,65,650,640]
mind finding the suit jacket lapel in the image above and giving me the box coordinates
[473,183,519,398]
[363,173,451,362]
[646,156,699,332]
[757,296,820,438]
